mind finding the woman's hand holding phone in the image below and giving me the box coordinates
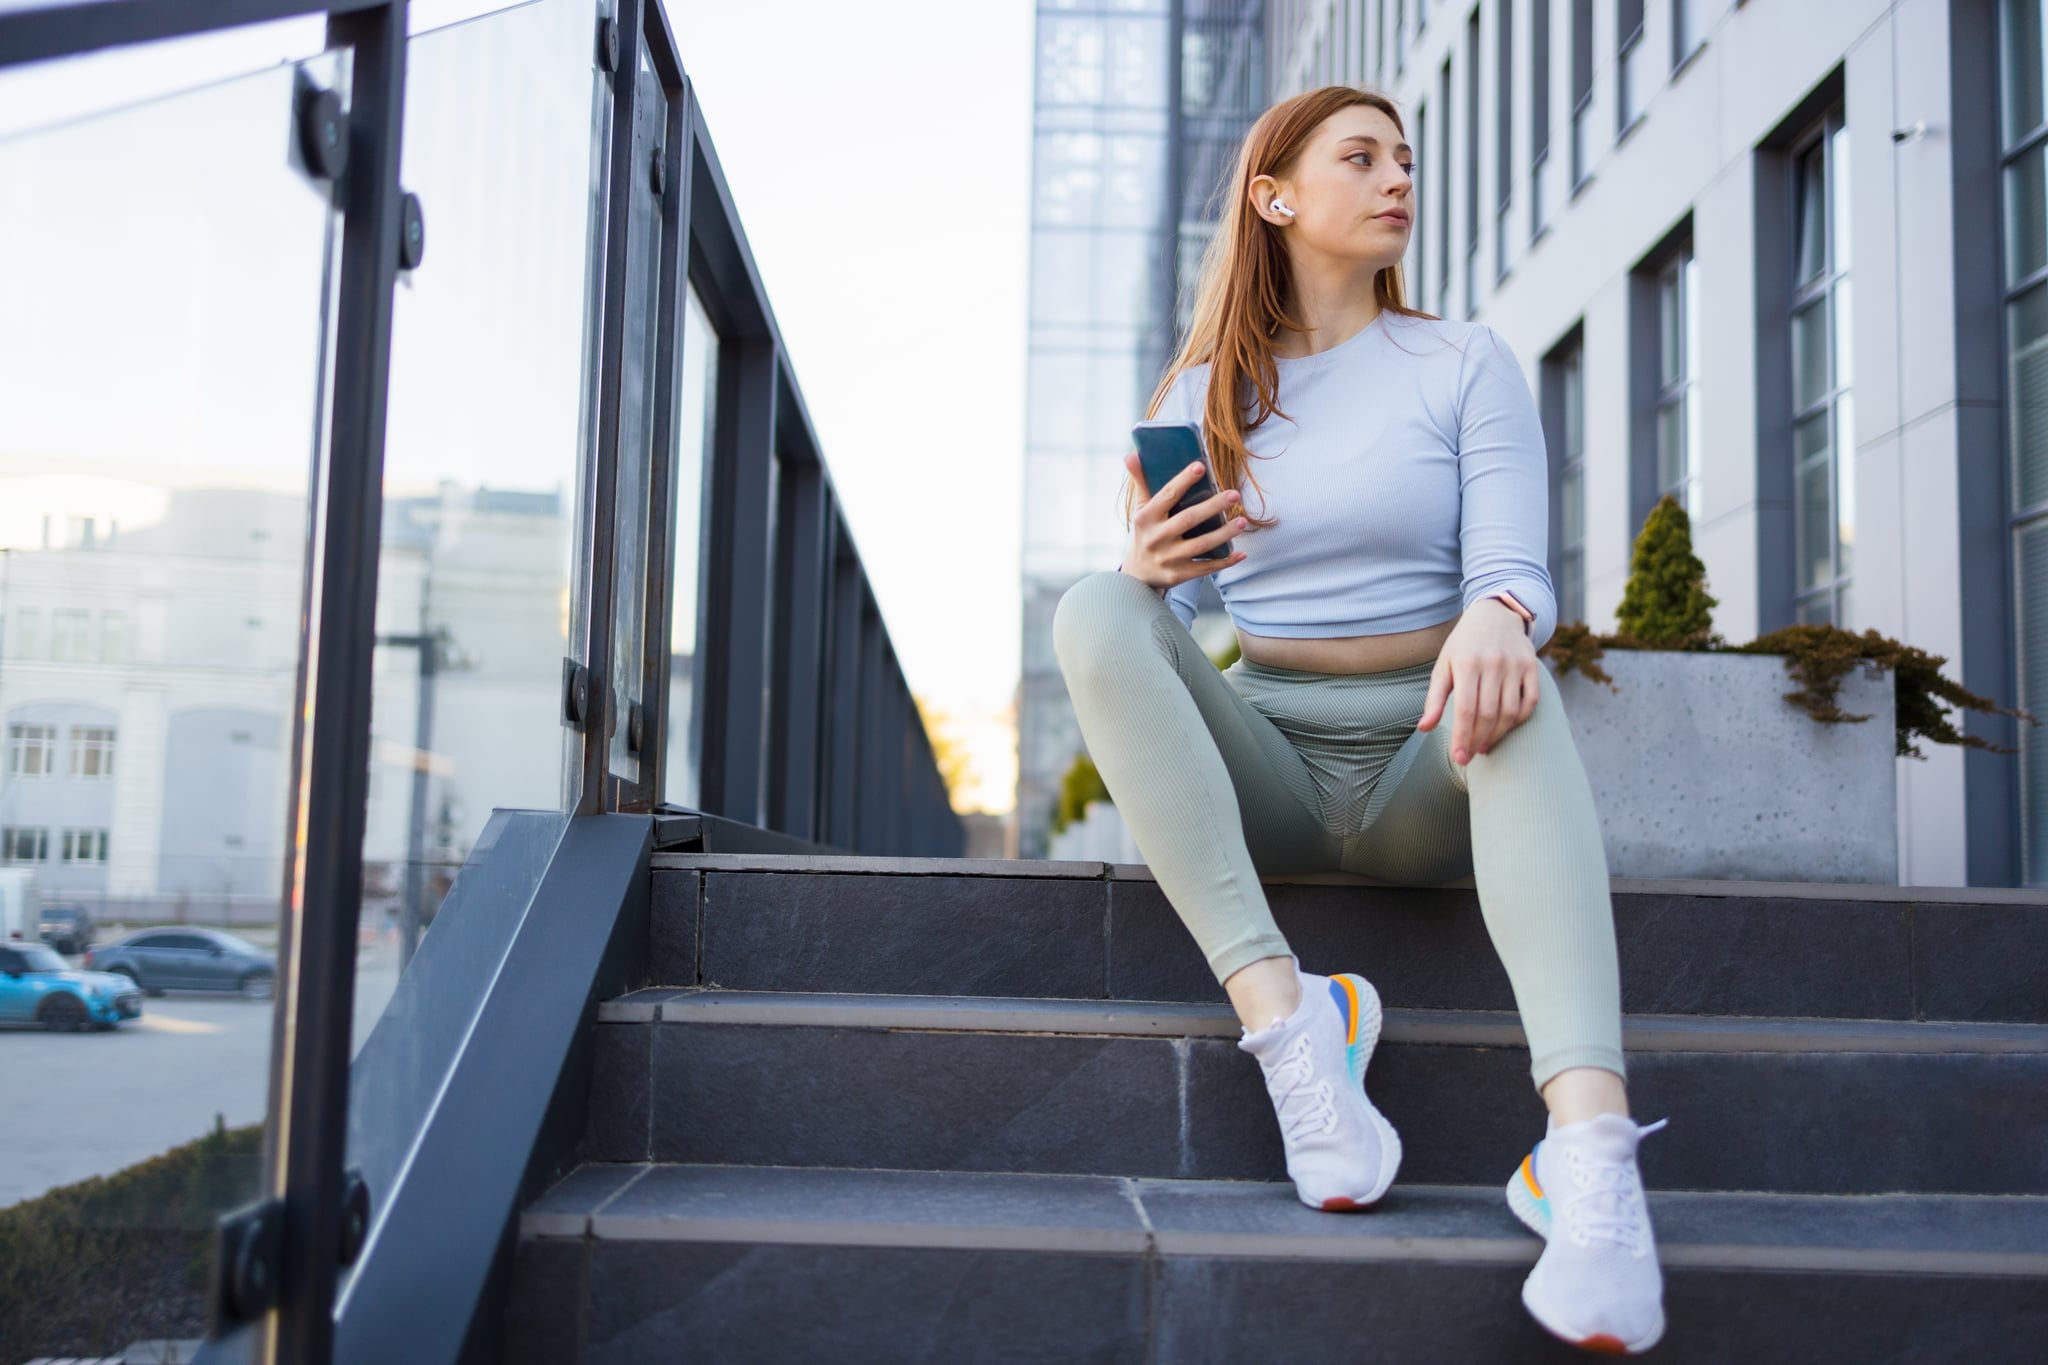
[1121,451,1249,589]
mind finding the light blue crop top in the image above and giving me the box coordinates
[1137,309,1558,651]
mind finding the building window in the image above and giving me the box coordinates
[6,724,57,778]
[1617,0,1648,134]
[1652,242,1701,516]
[1570,0,1595,188]
[1495,0,1515,281]
[1437,56,1452,312]
[1546,335,1589,623]
[71,725,116,779]
[1,828,48,863]
[60,829,109,864]
[50,609,92,663]
[1415,97,1429,299]
[1465,7,1481,315]
[1674,0,1709,68]
[101,611,128,664]
[1790,109,1854,626]
[1530,0,1550,240]
[13,608,42,661]
[1999,0,2048,880]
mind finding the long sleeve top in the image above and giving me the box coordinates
[1138,309,1558,651]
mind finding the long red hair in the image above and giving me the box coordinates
[1126,85,1436,532]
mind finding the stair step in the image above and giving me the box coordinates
[651,858,2048,1024]
[579,990,2048,1195]
[507,1162,2048,1365]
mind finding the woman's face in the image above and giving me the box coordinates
[1258,104,1415,272]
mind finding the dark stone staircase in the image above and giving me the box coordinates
[505,855,2048,1362]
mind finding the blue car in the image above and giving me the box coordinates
[0,941,143,1030]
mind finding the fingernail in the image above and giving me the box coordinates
[1454,750,1468,763]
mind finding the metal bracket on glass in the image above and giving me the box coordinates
[598,14,621,73]
[651,144,666,199]
[338,1167,372,1268]
[627,700,645,754]
[398,192,426,270]
[212,1196,284,1328]
[562,658,593,730]
[292,69,348,183]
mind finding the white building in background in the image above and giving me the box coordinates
[0,478,571,924]
[1263,0,2039,886]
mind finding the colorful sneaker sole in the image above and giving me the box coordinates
[1315,972,1401,1210]
[1505,1145,1550,1237]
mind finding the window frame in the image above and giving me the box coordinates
[1616,0,1647,137]
[1,827,50,863]
[1569,0,1596,190]
[1788,106,1854,627]
[5,723,58,779]
[1999,0,2048,883]
[1495,0,1515,284]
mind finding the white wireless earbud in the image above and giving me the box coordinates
[1271,198,1296,219]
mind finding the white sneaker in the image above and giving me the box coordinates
[1236,955,1402,1210]
[1506,1112,1670,1355]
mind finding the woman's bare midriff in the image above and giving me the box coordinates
[1234,615,1457,675]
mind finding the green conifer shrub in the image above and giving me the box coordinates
[1613,493,1720,649]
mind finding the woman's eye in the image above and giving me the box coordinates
[1399,162,1417,176]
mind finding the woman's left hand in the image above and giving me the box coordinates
[1416,600,1541,765]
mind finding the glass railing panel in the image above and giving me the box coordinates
[0,37,348,1360]
[339,0,608,1288]
[664,285,718,809]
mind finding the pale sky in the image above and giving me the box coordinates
[669,0,1034,810]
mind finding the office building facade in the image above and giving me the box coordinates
[1254,0,2035,886]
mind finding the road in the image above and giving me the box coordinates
[1,939,400,1209]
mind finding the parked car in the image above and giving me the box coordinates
[38,903,96,956]
[86,928,275,1000]
[0,941,143,1030]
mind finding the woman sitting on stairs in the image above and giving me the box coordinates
[1052,84,1668,1357]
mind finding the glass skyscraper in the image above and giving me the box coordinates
[1018,0,1265,858]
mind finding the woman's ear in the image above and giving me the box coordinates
[1248,173,1291,225]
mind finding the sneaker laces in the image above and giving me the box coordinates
[1262,1031,1338,1142]
[1558,1118,1667,1255]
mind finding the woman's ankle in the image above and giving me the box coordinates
[1540,1066,1631,1126]
[1224,954,1303,1032]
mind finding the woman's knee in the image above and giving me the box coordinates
[1053,569,1163,678]
[1470,664,1578,780]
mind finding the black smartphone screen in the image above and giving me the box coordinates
[1132,421,1234,561]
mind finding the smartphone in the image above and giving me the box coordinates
[1131,420,1235,561]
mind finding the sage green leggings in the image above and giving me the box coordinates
[1052,569,1625,1091]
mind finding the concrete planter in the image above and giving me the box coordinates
[1548,650,1898,884]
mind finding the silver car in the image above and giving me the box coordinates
[86,928,276,1000]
